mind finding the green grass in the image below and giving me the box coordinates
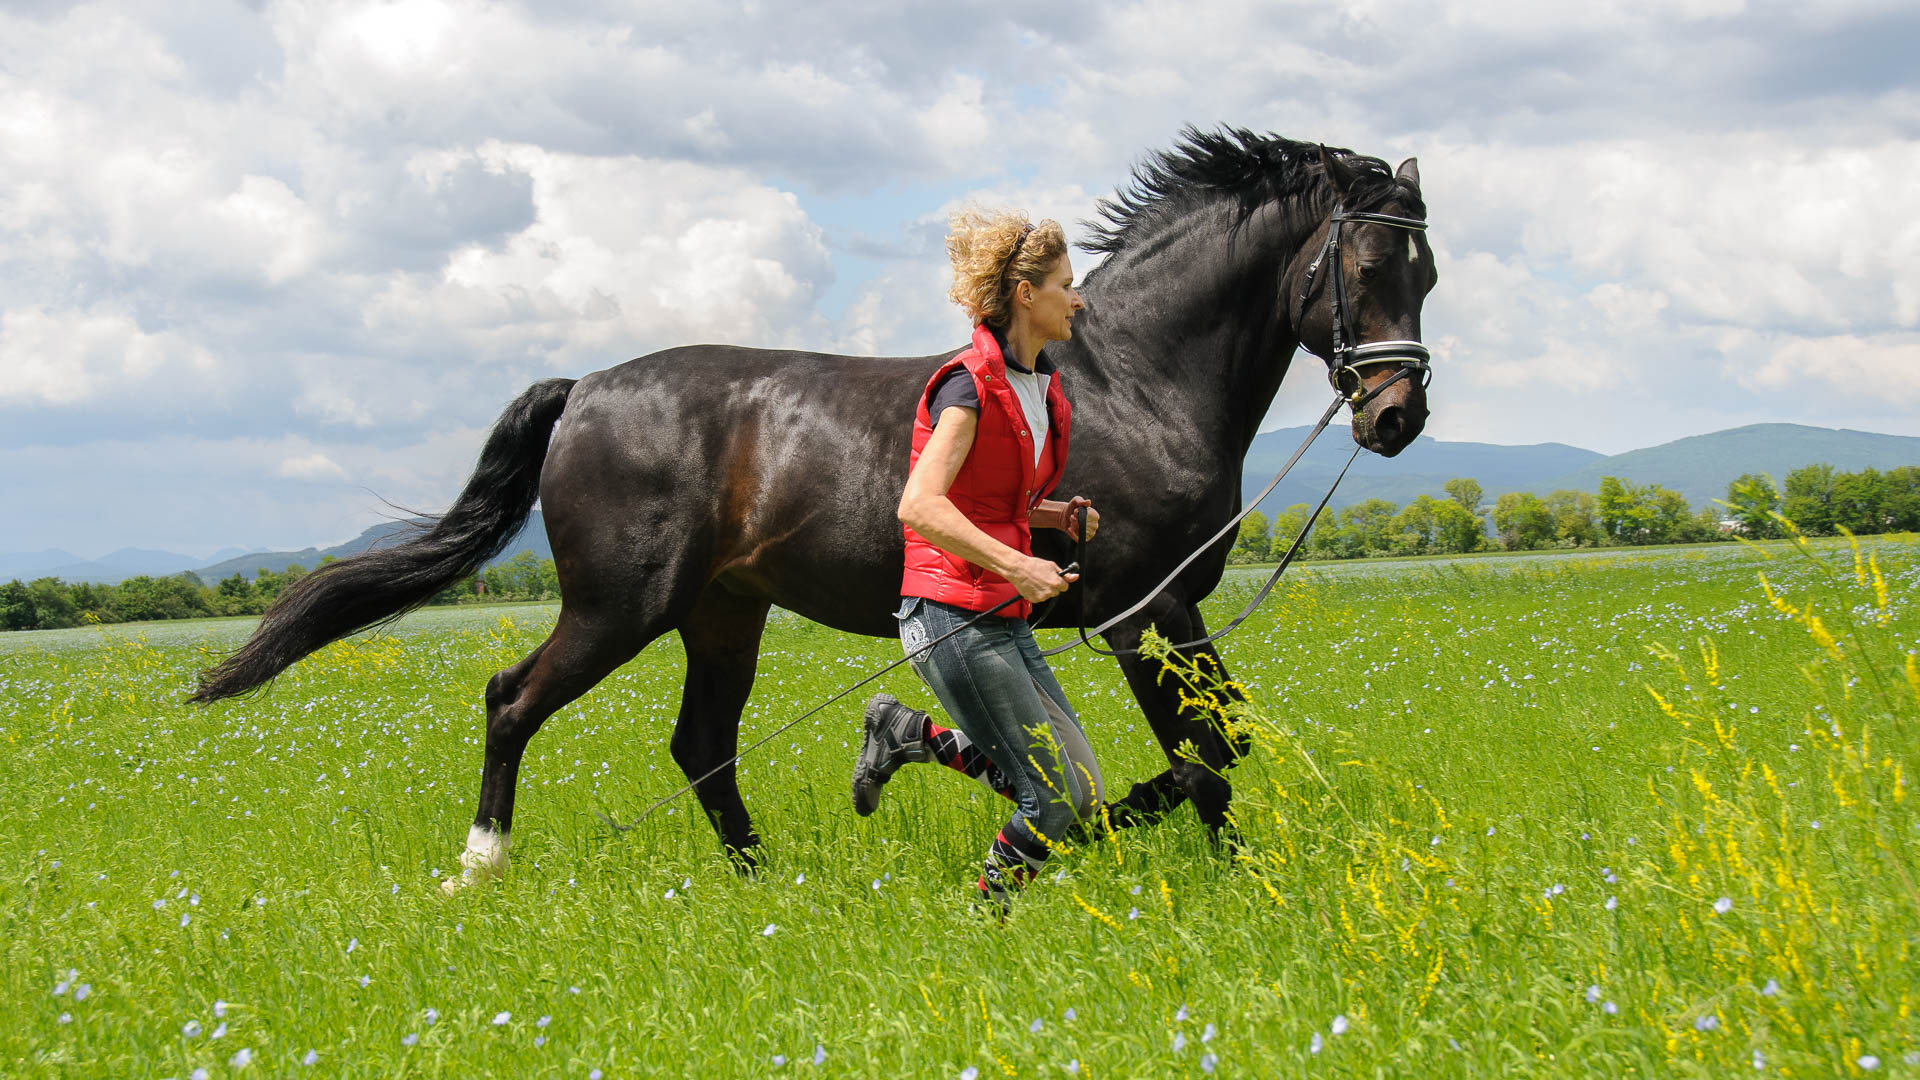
[3,536,1917,1077]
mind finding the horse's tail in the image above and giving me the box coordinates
[189,378,577,703]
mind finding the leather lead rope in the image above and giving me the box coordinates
[1040,387,1368,659]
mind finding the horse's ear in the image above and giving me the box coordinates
[1395,157,1421,189]
[1318,144,1359,199]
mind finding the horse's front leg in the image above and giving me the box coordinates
[1102,596,1241,843]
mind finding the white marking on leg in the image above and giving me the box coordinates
[441,825,509,894]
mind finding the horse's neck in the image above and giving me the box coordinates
[1073,204,1315,460]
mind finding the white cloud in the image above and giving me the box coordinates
[277,452,350,481]
[1731,330,1920,404]
[363,141,833,368]
[0,308,213,406]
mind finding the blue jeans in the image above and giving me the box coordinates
[897,595,1104,858]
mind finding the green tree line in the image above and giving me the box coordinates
[1228,463,1920,564]
[1,550,562,632]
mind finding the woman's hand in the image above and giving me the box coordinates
[1005,555,1078,604]
[1032,496,1100,541]
[1062,496,1100,542]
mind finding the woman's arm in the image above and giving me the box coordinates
[899,407,1078,603]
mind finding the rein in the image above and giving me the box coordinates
[597,203,1434,834]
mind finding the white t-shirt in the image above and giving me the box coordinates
[1003,366,1051,467]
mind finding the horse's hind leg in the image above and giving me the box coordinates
[444,607,652,893]
[670,585,772,871]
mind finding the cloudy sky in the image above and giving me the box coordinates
[4,0,1917,558]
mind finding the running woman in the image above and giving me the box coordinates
[852,209,1104,911]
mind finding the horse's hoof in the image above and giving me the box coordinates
[439,871,495,897]
[726,843,763,877]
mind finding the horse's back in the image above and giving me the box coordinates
[538,343,957,634]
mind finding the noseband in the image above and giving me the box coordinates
[1295,202,1433,406]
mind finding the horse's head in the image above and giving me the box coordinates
[1291,148,1437,458]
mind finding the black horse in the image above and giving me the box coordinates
[192,128,1436,883]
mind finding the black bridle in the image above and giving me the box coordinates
[1294,202,1433,405]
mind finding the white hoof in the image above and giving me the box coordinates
[440,825,509,895]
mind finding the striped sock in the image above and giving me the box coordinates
[978,826,1048,908]
[927,725,1014,800]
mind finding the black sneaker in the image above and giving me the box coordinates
[852,693,930,816]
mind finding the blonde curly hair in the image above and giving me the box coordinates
[945,209,1068,329]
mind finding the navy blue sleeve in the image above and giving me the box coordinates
[926,368,979,425]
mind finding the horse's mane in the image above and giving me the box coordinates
[1081,126,1416,258]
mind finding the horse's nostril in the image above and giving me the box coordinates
[1373,405,1404,444]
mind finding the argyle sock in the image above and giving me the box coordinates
[926,723,1014,800]
[977,826,1049,910]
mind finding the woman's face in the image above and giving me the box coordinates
[1018,256,1086,343]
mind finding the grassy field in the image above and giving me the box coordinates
[3,534,1917,1077]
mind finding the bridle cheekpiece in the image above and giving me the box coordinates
[1295,202,1433,407]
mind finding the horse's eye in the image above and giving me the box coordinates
[1359,264,1382,281]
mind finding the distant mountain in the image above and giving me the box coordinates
[1539,424,1920,511]
[1,547,206,584]
[0,549,82,580]
[1240,427,1603,514]
[194,513,552,581]
[1237,422,1920,519]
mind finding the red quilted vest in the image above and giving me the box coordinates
[900,324,1073,619]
